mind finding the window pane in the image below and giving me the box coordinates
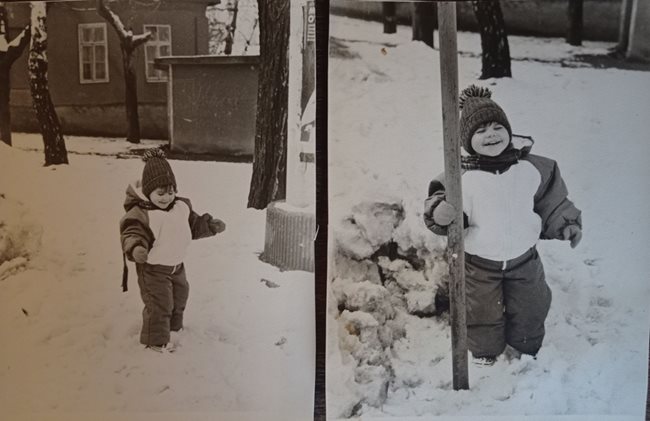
[95,62,106,80]
[82,46,93,62]
[160,45,170,57]
[159,27,170,42]
[94,26,105,42]
[147,26,158,41]
[82,27,93,42]
[95,45,106,62]
[147,63,155,79]
[146,45,157,59]
[82,63,92,80]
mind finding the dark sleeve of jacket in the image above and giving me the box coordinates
[119,207,154,261]
[423,174,469,236]
[526,154,582,240]
[178,197,218,240]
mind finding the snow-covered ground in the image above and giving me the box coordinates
[0,135,314,421]
[328,16,649,421]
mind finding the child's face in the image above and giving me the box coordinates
[149,185,176,209]
[470,121,510,156]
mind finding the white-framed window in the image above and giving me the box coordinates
[143,24,172,82]
[78,23,108,84]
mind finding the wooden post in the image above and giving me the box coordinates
[437,1,469,391]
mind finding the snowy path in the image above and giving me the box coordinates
[328,16,650,420]
[0,137,314,420]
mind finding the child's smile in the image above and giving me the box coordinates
[470,122,510,156]
[150,186,177,209]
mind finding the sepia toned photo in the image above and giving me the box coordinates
[327,1,649,420]
[1,1,315,420]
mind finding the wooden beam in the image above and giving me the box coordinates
[437,1,469,391]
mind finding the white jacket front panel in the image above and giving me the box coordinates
[146,201,192,266]
[463,160,542,261]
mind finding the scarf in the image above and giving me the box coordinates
[461,136,533,173]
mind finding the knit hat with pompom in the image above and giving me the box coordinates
[141,149,176,198]
[459,85,512,155]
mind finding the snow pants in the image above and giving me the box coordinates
[465,247,552,357]
[136,262,189,346]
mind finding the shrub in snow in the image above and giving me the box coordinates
[330,199,451,414]
[0,194,42,276]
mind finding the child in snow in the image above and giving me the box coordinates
[423,85,582,365]
[120,149,226,353]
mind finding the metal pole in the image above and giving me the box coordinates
[437,1,469,391]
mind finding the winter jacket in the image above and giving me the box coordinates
[424,140,582,261]
[119,181,217,291]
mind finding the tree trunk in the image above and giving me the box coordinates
[0,67,10,146]
[224,0,238,55]
[612,0,634,57]
[247,0,289,209]
[0,4,30,146]
[122,45,140,142]
[566,0,583,46]
[411,2,437,49]
[382,2,396,34]
[28,2,68,166]
[97,0,151,144]
[472,0,511,79]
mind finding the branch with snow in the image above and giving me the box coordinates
[96,0,152,47]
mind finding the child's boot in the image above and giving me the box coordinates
[472,355,497,367]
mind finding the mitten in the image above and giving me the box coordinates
[132,245,148,263]
[209,218,226,234]
[432,200,456,226]
[562,225,582,248]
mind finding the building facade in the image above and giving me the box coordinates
[8,0,214,139]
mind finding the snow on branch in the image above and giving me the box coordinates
[97,0,152,47]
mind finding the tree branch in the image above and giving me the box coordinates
[132,31,152,48]
[97,0,129,40]
[6,25,31,63]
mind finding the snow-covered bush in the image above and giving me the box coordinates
[330,198,450,414]
[0,194,42,278]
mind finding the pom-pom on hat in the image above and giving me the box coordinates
[141,148,176,198]
[459,85,511,155]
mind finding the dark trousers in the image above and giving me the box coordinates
[465,247,552,357]
[136,262,189,346]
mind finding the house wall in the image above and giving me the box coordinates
[330,0,623,42]
[7,0,212,139]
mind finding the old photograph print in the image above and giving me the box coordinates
[326,1,650,419]
[1,1,315,420]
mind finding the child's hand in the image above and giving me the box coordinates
[132,245,148,263]
[562,225,582,248]
[209,218,226,234]
[432,200,456,226]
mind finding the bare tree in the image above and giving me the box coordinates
[224,0,238,55]
[97,0,152,144]
[0,3,30,146]
[566,0,583,46]
[247,0,289,209]
[28,2,68,165]
[472,0,511,79]
[411,2,437,49]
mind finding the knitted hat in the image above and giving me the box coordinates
[141,149,176,198]
[459,85,512,155]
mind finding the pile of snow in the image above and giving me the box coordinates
[328,16,650,420]
[0,144,43,278]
